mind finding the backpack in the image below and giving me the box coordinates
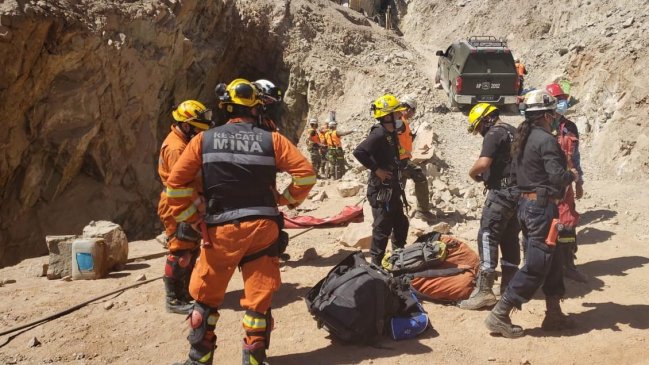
[383,231,448,276]
[306,252,416,344]
[410,235,480,302]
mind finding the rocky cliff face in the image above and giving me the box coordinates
[0,0,296,267]
[0,0,413,267]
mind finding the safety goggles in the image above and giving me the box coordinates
[184,109,213,130]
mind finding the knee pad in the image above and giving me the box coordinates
[188,302,220,347]
[242,309,274,349]
[165,250,195,278]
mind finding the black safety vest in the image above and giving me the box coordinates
[201,121,279,225]
[484,124,517,190]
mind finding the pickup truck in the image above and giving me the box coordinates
[435,36,520,109]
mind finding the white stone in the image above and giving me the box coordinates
[411,126,436,163]
[311,190,328,202]
[338,221,373,249]
[28,337,41,348]
[83,221,129,270]
[336,181,363,198]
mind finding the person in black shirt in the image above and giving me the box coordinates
[353,94,408,266]
[459,103,521,310]
[485,90,579,338]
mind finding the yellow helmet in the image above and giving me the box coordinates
[172,100,211,131]
[467,103,498,134]
[220,78,262,108]
[370,94,407,119]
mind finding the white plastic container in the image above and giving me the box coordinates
[71,238,107,280]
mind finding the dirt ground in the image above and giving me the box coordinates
[2,1,649,364]
[2,128,649,364]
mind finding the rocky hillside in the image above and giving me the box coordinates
[399,0,649,179]
[1,0,648,267]
[0,0,293,266]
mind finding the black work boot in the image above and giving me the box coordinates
[485,296,524,338]
[164,276,194,315]
[459,271,497,310]
[499,266,518,295]
[562,243,588,283]
[242,340,269,365]
[414,210,436,223]
[164,252,195,314]
[541,296,577,331]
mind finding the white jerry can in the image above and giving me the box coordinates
[71,238,108,280]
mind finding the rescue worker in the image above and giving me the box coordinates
[158,100,211,314]
[396,96,434,222]
[459,103,521,310]
[254,79,283,132]
[167,78,316,365]
[318,122,330,176]
[485,90,579,338]
[515,59,527,95]
[353,94,409,266]
[324,120,355,179]
[546,83,587,283]
[306,118,324,175]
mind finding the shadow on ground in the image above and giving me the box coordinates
[578,227,615,245]
[580,256,649,278]
[221,282,309,310]
[526,302,649,337]
[284,248,357,269]
[121,262,151,271]
[269,332,435,365]
[579,209,617,225]
[536,255,649,299]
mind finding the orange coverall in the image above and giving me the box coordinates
[157,126,202,252]
[397,118,414,160]
[166,118,315,344]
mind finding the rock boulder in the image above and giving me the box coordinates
[46,235,78,279]
[82,221,128,270]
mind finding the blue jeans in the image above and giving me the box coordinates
[504,197,565,308]
[477,187,521,274]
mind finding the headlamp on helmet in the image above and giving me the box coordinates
[216,78,262,111]
[254,79,283,105]
[520,90,557,115]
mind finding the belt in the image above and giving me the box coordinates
[521,192,559,204]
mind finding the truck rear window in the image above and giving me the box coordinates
[462,53,515,74]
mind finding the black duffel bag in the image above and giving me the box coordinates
[305,251,403,344]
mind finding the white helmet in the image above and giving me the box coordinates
[328,121,337,128]
[522,90,557,113]
[253,79,282,103]
[400,95,417,110]
[308,118,318,126]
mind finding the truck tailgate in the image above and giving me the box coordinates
[459,73,518,97]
